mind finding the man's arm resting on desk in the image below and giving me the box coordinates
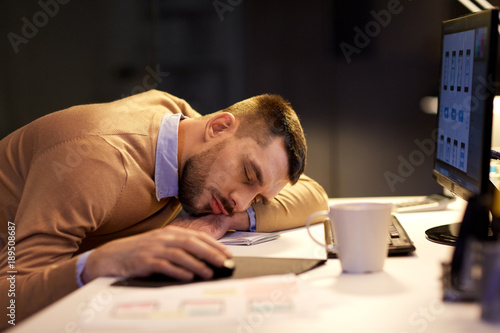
[81,226,232,284]
[168,210,252,239]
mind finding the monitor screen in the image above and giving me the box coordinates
[427,9,498,245]
[433,9,498,201]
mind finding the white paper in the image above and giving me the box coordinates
[219,231,280,246]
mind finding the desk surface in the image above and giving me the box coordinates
[8,197,500,333]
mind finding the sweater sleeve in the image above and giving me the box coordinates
[0,136,126,329]
[252,174,329,232]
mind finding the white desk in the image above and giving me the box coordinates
[7,197,500,333]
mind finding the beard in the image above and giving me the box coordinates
[178,140,234,216]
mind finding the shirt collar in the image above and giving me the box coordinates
[155,113,185,201]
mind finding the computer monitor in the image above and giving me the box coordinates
[426,9,499,245]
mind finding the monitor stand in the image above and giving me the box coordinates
[425,223,462,246]
[426,181,500,246]
[426,222,498,246]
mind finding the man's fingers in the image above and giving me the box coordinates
[85,226,232,283]
[159,226,232,266]
[161,233,227,268]
[150,248,214,280]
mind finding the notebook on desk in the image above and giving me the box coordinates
[112,257,326,288]
[326,214,416,259]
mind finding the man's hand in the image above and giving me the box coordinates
[169,211,251,239]
[81,226,232,284]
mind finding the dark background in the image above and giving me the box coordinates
[0,0,488,198]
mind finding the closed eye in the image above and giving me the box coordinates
[244,164,256,185]
[243,160,264,187]
[244,165,251,183]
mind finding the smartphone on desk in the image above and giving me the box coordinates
[394,194,455,213]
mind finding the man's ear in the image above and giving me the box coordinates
[205,112,237,140]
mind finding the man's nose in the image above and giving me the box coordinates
[229,189,256,212]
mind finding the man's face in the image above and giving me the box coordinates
[178,136,289,216]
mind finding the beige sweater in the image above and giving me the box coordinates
[0,90,328,328]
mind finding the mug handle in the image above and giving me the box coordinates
[305,210,336,253]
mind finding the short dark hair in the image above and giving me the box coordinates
[221,94,306,184]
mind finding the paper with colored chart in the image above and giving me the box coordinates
[80,274,319,330]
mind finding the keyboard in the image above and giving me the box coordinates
[394,194,455,213]
[327,215,416,259]
[387,215,416,255]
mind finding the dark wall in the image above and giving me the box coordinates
[0,0,473,198]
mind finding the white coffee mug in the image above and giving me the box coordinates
[306,202,393,274]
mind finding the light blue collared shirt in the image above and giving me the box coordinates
[155,113,184,200]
